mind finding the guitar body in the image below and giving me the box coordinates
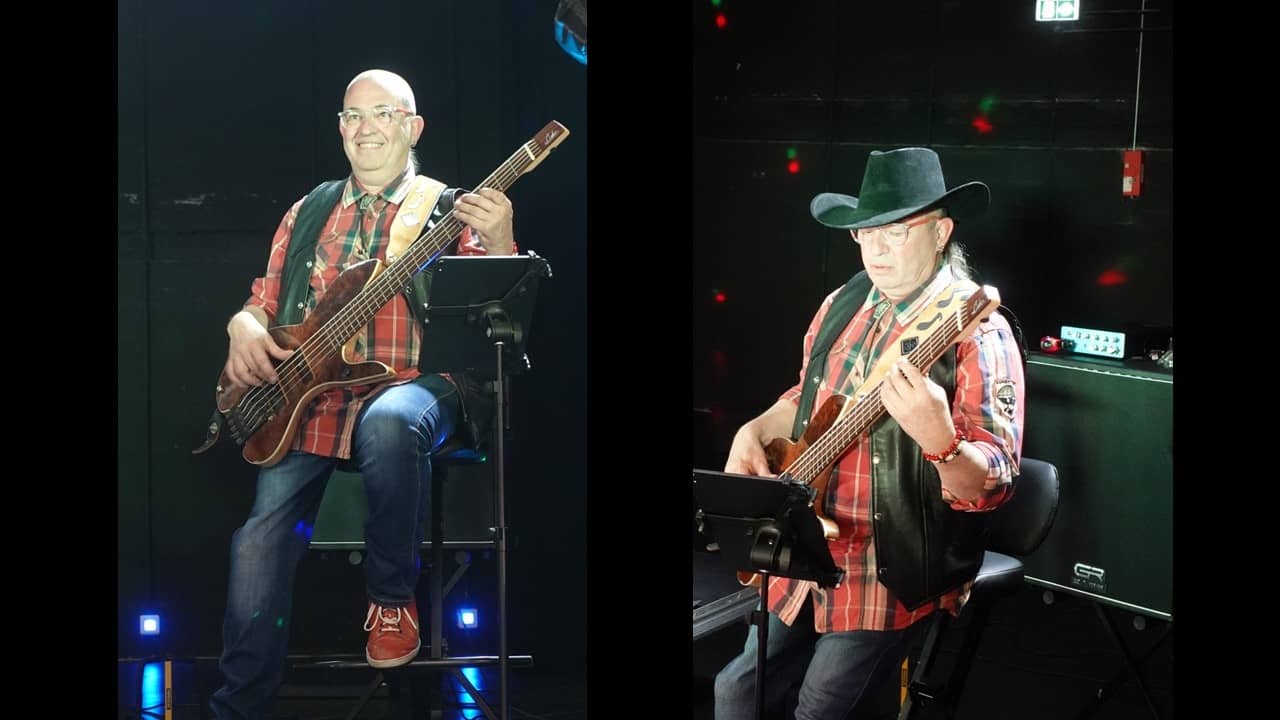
[213,258,397,467]
[736,394,847,588]
[764,394,845,541]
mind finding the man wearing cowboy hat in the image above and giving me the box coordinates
[714,147,1026,719]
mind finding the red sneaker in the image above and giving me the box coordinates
[363,602,421,668]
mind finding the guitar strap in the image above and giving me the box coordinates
[387,175,448,264]
[275,175,447,327]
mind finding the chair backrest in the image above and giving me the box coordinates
[986,456,1060,557]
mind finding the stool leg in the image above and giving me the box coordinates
[431,464,445,659]
[430,463,446,718]
[344,671,388,720]
[942,600,994,719]
[900,611,949,720]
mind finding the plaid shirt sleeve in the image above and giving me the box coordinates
[244,198,305,321]
[946,312,1025,511]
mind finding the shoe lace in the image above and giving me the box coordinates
[363,604,417,633]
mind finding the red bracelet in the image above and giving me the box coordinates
[923,428,966,463]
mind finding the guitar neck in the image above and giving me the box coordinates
[323,132,557,347]
[786,315,961,483]
[784,283,998,485]
[381,145,533,293]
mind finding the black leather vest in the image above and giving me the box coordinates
[272,178,493,452]
[792,270,988,610]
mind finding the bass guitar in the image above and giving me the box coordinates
[192,120,570,467]
[738,281,1000,587]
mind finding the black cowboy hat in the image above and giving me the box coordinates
[810,147,990,230]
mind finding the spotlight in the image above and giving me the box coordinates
[456,607,479,629]
[555,0,587,65]
[139,614,161,636]
[1035,0,1080,22]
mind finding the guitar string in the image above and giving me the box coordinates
[237,160,521,428]
[784,304,977,485]
[231,144,532,438]
[788,285,984,481]
[784,317,954,484]
[255,126,562,404]
[787,287,995,484]
[785,316,953,484]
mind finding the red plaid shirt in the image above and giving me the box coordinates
[245,169,497,459]
[769,265,1025,632]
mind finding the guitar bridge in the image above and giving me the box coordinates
[225,408,248,446]
[225,390,284,446]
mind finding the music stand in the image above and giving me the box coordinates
[418,253,550,720]
[692,469,844,720]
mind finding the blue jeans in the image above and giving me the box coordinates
[209,374,459,720]
[714,601,919,720]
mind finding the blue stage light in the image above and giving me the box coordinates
[140,614,161,636]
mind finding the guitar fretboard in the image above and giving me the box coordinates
[784,287,994,485]
[314,144,538,354]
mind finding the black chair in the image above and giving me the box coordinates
[898,456,1061,720]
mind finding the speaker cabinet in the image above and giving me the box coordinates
[311,464,495,546]
[1021,352,1173,620]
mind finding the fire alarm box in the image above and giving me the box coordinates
[1122,150,1143,197]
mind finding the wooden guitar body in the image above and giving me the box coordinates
[212,258,397,467]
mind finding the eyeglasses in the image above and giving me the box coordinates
[337,105,414,129]
[851,214,937,248]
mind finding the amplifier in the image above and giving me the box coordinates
[1021,352,1173,620]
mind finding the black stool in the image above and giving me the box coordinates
[296,439,531,719]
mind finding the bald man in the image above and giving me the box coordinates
[210,69,517,720]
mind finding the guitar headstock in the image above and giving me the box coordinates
[963,285,1002,326]
[522,121,571,173]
